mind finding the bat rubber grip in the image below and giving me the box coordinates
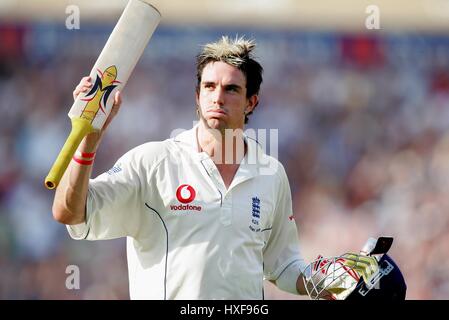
[44,118,94,190]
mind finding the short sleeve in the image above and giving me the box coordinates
[263,164,306,282]
[67,147,145,241]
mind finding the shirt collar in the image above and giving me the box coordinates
[173,123,201,152]
[174,124,263,158]
[173,124,265,182]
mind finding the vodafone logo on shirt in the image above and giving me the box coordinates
[171,184,202,212]
[176,184,196,203]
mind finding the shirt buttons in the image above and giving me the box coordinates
[220,207,232,226]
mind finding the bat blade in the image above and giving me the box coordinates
[44,0,161,190]
[68,0,161,130]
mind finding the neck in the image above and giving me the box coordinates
[197,122,246,165]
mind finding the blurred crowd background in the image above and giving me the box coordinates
[1,0,449,300]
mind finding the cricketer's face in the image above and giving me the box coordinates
[196,61,258,132]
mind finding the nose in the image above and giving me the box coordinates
[213,86,225,106]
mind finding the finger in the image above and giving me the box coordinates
[80,85,91,92]
[114,91,122,107]
[73,87,90,100]
[79,77,92,87]
[78,75,92,83]
[343,255,372,275]
[75,87,88,95]
[355,256,378,276]
[342,253,378,281]
[73,77,93,99]
[79,81,92,90]
[107,92,122,120]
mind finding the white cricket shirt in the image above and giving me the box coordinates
[67,125,305,299]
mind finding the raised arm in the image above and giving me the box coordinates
[52,76,122,225]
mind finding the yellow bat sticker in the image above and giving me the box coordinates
[80,65,121,123]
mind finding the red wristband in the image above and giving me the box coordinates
[72,156,94,165]
[79,151,96,158]
[75,150,96,159]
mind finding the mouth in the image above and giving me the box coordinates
[207,109,226,116]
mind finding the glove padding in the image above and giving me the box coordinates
[342,253,379,283]
[303,253,379,300]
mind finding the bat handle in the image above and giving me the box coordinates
[44,118,94,190]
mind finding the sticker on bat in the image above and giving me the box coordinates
[80,65,122,123]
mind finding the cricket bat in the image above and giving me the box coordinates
[44,0,161,190]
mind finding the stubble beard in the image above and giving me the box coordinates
[198,109,227,136]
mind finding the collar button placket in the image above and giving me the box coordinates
[220,191,232,226]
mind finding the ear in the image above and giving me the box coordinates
[246,95,259,113]
[195,90,200,106]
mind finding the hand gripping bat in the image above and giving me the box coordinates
[44,0,161,189]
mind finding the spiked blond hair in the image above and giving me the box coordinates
[196,36,263,124]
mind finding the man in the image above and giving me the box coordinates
[52,36,368,299]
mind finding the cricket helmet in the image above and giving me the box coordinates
[304,237,407,300]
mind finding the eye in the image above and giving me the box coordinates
[226,86,240,93]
